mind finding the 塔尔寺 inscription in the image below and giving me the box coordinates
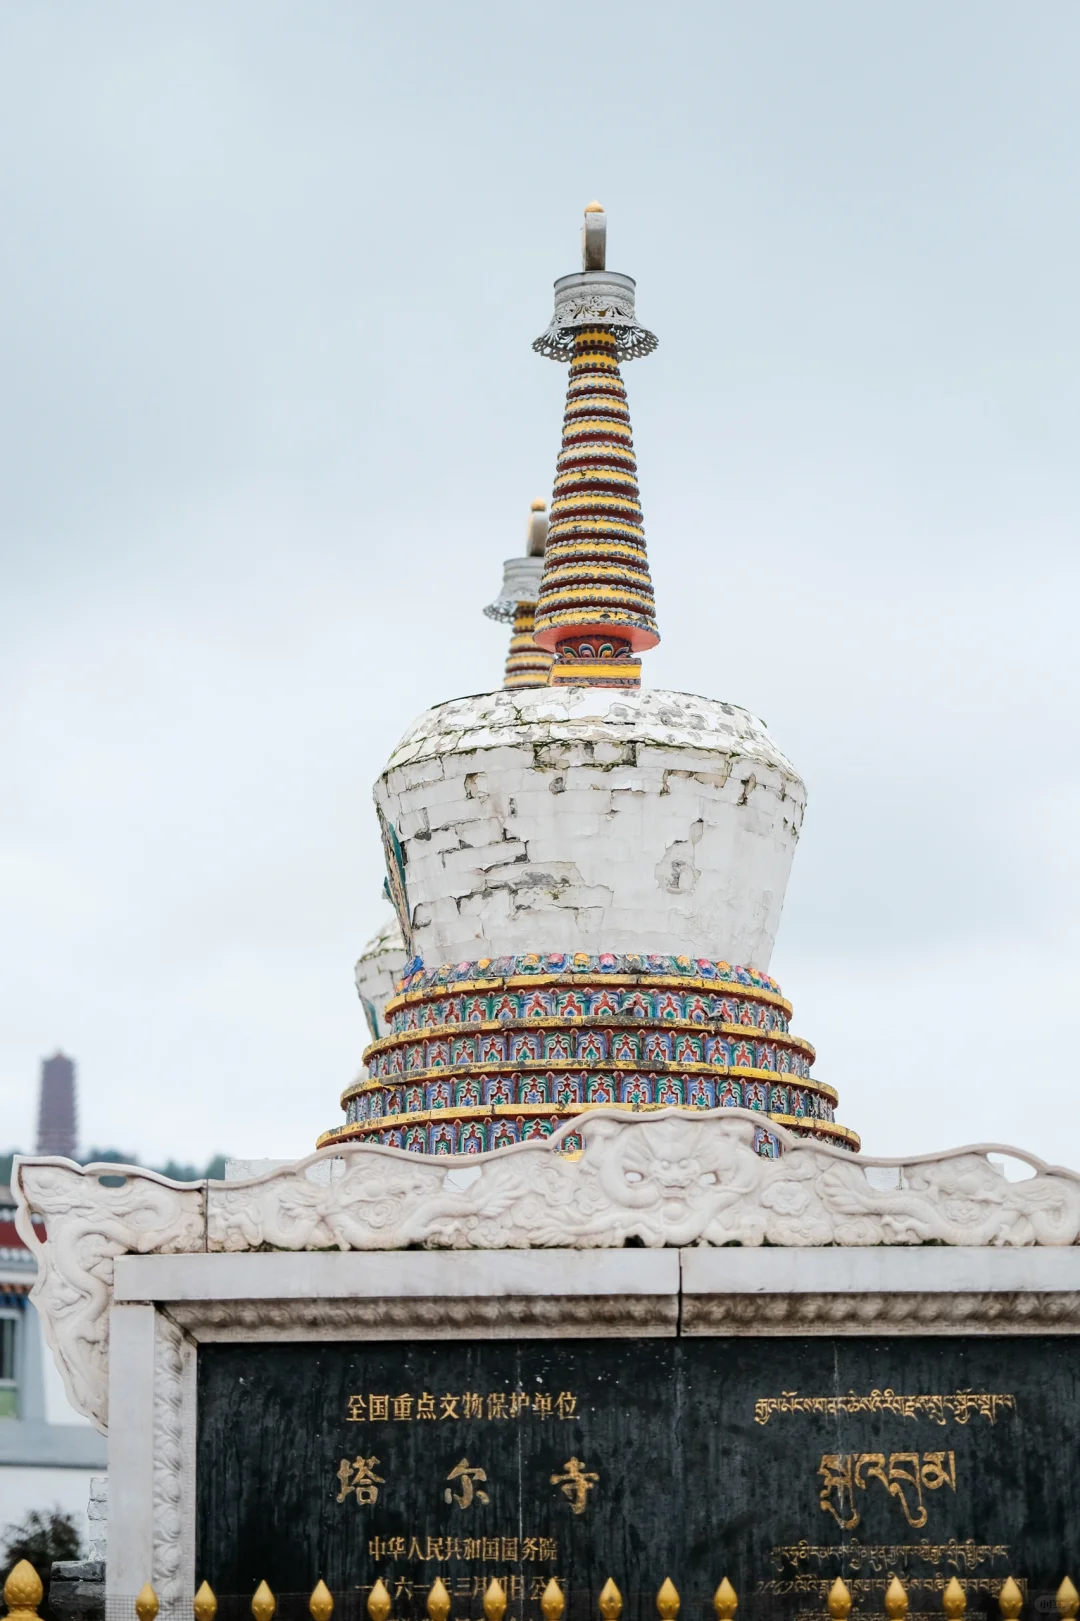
[196,1337,1080,1621]
[336,1457,600,1520]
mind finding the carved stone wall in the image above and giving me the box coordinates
[14,1109,1080,1435]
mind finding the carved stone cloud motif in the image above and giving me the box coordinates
[14,1108,1080,1432]
[13,1163,204,1432]
[202,1111,1080,1252]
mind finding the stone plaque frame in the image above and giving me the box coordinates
[105,1245,1080,1604]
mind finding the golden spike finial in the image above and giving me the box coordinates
[584,201,604,213]
[368,1579,392,1621]
[599,1580,624,1621]
[194,1582,218,1621]
[541,1581,565,1621]
[530,499,546,511]
[714,1579,738,1620]
[136,1584,160,1621]
[656,1580,679,1620]
[886,1577,908,1618]
[1058,1579,1080,1620]
[943,1579,966,1619]
[3,1561,44,1618]
[829,1579,853,1620]
[310,1582,334,1621]
[252,1582,277,1621]
[999,1580,1022,1620]
[484,1580,507,1621]
[427,1578,451,1621]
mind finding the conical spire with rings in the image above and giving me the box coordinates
[532,203,659,689]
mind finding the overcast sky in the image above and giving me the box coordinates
[1,1,1077,1170]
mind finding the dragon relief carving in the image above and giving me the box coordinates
[13,1110,1080,1433]
[204,1111,1080,1252]
[13,1159,204,1432]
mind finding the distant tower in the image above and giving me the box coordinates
[36,1052,77,1158]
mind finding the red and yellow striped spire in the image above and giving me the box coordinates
[504,600,554,688]
[532,204,659,689]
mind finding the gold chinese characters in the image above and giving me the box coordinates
[445,1460,490,1510]
[337,1456,385,1505]
[337,1456,599,1519]
[550,1457,599,1515]
[348,1391,579,1422]
[363,1574,559,1603]
[367,1536,559,1563]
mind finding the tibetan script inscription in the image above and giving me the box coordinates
[197,1337,1080,1621]
[754,1390,1017,1427]
[818,1451,957,1530]
[769,1541,1011,1574]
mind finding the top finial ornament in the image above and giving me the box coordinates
[533,204,658,362]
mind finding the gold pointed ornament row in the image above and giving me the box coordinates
[6,1567,1077,1621]
[825,1573,1079,1620]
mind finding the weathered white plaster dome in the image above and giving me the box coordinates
[375,685,805,970]
[354,912,407,1041]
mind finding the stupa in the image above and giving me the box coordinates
[484,499,555,688]
[320,204,858,1157]
[15,200,1080,1621]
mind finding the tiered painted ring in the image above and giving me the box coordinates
[318,954,860,1156]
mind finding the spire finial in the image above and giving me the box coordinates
[533,205,656,362]
[582,202,606,271]
[532,208,659,689]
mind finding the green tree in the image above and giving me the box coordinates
[2,1508,82,1616]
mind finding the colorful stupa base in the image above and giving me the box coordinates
[548,630,642,687]
[318,953,860,1156]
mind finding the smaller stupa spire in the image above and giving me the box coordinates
[483,500,555,688]
[532,205,659,689]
